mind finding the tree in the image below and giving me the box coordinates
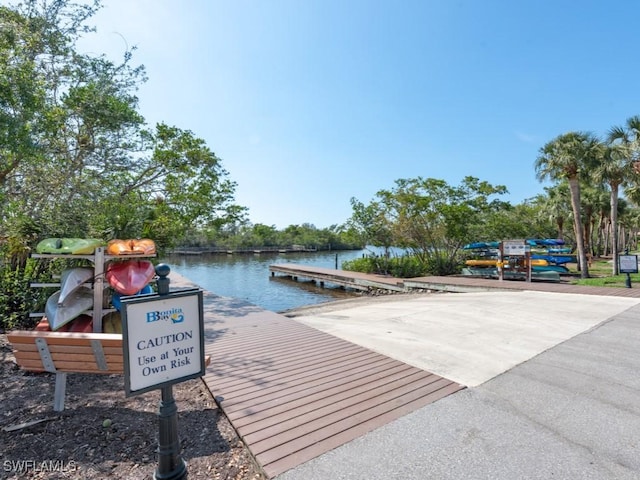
[1,1,245,248]
[606,116,640,273]
[350,176,508,275]
[535,184,572,241]
[347,197,395,255]
[535,132,601,278]
[0,0,246,326]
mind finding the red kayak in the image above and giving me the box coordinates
[106,260,155,295]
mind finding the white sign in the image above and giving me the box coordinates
[503,240,527,256]
[122,289,204,396]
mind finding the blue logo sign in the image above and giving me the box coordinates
[145,307,185,324]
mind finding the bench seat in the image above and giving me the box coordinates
[7,330,209,411]
[7,330,124,374]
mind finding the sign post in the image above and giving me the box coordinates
[502,240,530,282]
[619,251,638,288]
[121,264,205,480]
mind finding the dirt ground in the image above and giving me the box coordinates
[0,334,266,480]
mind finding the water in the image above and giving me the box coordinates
[161,249,374,312]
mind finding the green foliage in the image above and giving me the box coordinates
[178,222,363,251]
[342,254,434,278]
[348,176,509,275]
[0,257,52,331]
[0,0,246,323]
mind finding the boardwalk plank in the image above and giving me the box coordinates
[219,354,401,412]
[212,349,379,396]
[224,358,406,425]
[262,382,464,478]
[258,380,463,477]
[232,362,417,432]
[240,370,439,443]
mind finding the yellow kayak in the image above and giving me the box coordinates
[465,259,549,267]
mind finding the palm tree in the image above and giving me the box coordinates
[607,116,640,273]
[535,132,601,278]
[594,143,629,274]
[536,183,571,240]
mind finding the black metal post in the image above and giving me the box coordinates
[153,264,187,480]
[624,249,632,288]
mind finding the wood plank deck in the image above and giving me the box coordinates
[199,303,464,478]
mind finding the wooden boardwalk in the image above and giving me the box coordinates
[196,293,464,478]
[176,269,640,478]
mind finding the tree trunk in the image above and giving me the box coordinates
[610,185,619,275]
[556,217,564,240]
[568,177,589,278]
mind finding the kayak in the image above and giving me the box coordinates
[107,238,156,256]
[465,258,549,267]
[531,254,576,265]
[532,265,570,273]
[463,241,500,250]
[59,267,94,305]
[527,238,565,246]
[45,287,94,331]
[110,284,154,311]
[67,315,93,333]
[36,238,104,255]
[106,260,155,295]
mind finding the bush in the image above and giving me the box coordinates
[0,258,54,331]
[343,254,430,278]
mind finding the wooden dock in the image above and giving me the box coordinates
[269,263,640,298]
[269,264,406,292]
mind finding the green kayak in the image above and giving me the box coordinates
[36,238,104,255]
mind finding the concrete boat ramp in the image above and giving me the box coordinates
[170,269,640,479]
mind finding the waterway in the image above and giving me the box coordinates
[161,248,377,312]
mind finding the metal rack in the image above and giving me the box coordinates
[31,247,155,333]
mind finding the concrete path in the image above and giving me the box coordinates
[280,297,640,479]
[288,291,640,387]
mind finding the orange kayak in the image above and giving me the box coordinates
[107,238,156,256]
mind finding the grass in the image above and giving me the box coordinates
[571,257,640,288]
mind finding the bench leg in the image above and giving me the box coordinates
[53,373,67,412]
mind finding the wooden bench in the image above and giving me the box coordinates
[7,330,209,411]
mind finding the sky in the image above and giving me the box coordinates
[76,0,640,229]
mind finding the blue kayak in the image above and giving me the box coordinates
[531,254,576,265]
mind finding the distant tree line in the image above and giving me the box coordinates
[177,222,363,251]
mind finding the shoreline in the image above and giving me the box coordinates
[280,290,443,317]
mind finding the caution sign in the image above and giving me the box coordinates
[121,288,205,396]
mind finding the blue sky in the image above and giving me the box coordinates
[79,0,640,229]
